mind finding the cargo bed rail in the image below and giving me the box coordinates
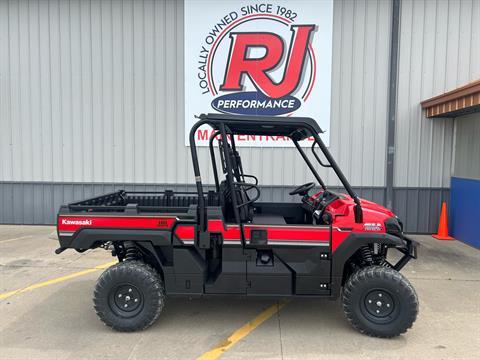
[67,190,220,213]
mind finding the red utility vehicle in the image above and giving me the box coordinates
[56,114,418,337]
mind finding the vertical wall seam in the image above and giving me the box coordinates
[416,0,426,187]
[121,1,125,181]
[16,1,22,181]
[347,0,356,180]
[153,0,157,184]
[443,0,450,91]
[131,0,136,183]
[468,0,474,77]
[175,1,179,183]
[359,0,367,185]
[7,0,13,181]
[68,0,73,182]
[80,0,85,182]
[162,0,166,182]
[372,0,380,186]
[427,1,439,187]
[142,0,146,183]
[36,1,44,182]
[385,0,401,209]
[100,1,105,182]
[110,0,115,182]
[456,0,462,84]
[27,0,33,181]
[405,0,413,187]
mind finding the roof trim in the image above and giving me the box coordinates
[421,80,480,118]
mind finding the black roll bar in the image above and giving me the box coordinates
[190,118,363,227]
[293,139,327,190]
[209,130,221,192]
[308,130,363,223]
[311,141,332,168]
[219,123,241,223]
[189,119,208,232]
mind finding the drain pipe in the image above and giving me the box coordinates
[385,0,401,210]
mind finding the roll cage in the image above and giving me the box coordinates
[189,113,363,232]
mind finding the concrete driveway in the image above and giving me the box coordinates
[1,225,479,359]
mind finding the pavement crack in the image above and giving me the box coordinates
[127,334,145,360]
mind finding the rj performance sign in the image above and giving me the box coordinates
[184,1,333,146]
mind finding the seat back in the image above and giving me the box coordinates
[219,180,253,223]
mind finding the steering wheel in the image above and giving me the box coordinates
[289,182,315,196]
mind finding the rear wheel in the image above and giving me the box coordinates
[342,266,418,338]
[93,261,165,331]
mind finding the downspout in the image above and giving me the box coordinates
[385,0,401,210]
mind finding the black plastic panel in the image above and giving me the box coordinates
[173,248,207,275]
[204,247,246,294]
[247,253,293,295]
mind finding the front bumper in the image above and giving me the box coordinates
[391,235,418,270]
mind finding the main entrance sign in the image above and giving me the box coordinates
[185,1,333,146]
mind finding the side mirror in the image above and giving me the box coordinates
[354,204,363,223]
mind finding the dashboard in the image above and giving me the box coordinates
[301,190,341,225]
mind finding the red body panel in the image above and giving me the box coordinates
[174,225,195,241]
[58,192,394,252]
[310,191,397,251]
[58,215,178,235]
[244,224,330,244]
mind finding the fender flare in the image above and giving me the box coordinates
[69,228,173,279]
[330,233,405,299]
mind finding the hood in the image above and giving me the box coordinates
[357,197,395,218]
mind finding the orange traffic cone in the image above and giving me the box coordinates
[432,202,454,240]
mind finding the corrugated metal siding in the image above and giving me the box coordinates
[392,186,450,233]
[394,0,480,187]
[0,0,392,187]
[453,113,480,180]
[0,181,446,233]
[0,0,475,230]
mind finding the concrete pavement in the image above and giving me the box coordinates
[0,225,479,359]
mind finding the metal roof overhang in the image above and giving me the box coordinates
[421,80,480,118]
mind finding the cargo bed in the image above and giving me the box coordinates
[65,190,220,214]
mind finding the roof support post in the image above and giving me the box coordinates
[293,139,325,189]
[386,0,401,210]
[219,123,241,224]
[189,119,207,231]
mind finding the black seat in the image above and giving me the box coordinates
[219,180,254,223]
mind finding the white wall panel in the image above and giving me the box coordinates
[394,0,480,187]
[4,0,472,188]
[454,113,480,180]
[0,0,392,187]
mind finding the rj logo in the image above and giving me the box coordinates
[220,25,315,99]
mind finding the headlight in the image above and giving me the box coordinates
[384,217,403,237]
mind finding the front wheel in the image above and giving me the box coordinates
[93,261,165,331]
[342,266,418,338]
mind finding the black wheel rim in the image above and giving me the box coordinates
[360,288,399,324]
[108,284,144,318]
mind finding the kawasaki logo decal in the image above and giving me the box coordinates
[61,219,93,226]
